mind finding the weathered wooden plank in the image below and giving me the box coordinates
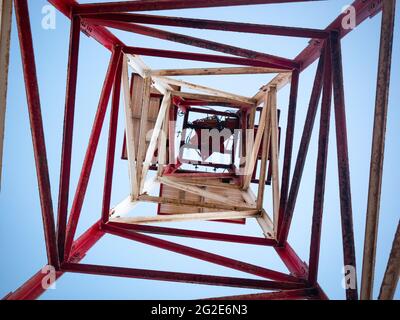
[171,91,255,108]
[140,92,171,192]
[110,210,259,225]
[243,92,270,189]
[122,55,139,199]
[154,76,255,105]
[269,86,280,232]
[150,66,287,76]
[0,0,12,189]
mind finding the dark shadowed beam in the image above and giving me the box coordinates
[206,288,319,300]
[277,52,325,244]
[330,31,358,300]
[308,42,332,285]
[57,15,81,262]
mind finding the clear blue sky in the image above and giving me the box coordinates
[0,0,399,300]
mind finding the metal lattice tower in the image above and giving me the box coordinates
[0,0,398,300]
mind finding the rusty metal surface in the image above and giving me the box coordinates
[379,220,400,300]
[361,0,397,300]
[331,31,358,300]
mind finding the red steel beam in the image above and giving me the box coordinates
[274,244,329,299]
[330,31,358,300]
[84,19,298,69]
[106,222,277,246]
[207,288,318,300]
[62,262,306,291]
[101,55,123,224]
[57,15,81,262]
[275,243,308,279]
[4,221,104,300]
[277,51,325,244]
[308,42,332,285]
[3,269,64,301]
[123,46,284,69]
[63,47,122,260]
[103,224,304,283]
[81,13,328,39]
[168,104,177,165]
[75,0,325,14]
[14,0,59,269]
